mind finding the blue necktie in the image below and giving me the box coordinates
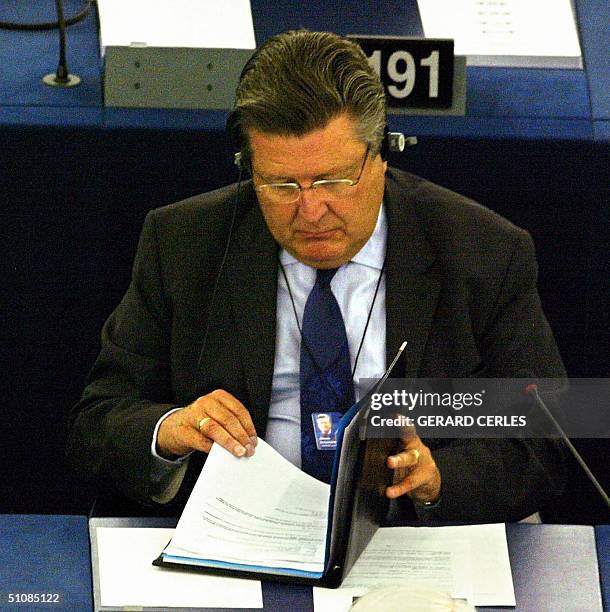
[300,268,355,482]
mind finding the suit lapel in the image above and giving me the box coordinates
[226,204,278,434]
[384,171,440,376]
[192,190,277,436]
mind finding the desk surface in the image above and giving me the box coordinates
[0,515,93,610]
[0,515,605,611]
[0,0,607,139]
[88,517,606,612]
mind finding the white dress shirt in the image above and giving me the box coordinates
[265,205,387,466]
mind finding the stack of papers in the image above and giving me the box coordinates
[315,523,515,610]
[163,440,331,577]
[93,435,515,608]
[95,522,515,609]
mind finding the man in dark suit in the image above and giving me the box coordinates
[67,30,566,521]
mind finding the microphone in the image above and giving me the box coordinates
[525,382,610,510]
[43,0,81,87]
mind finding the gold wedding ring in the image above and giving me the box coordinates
[412,449,421,465]
[198,417,211,431]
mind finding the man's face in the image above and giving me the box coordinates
[249,113,387,269]
[316,415,332,434]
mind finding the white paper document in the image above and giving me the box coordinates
[96,527,263,608]
[417,0,582,67]
[97,0,256,50]
[341,531,473,601]
[314,523,514,610]
[163,440,331,575]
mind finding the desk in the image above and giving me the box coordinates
[0,515,604,610]
[0,515,92,610]
[87,518,605,611]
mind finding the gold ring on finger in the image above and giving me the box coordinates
[198,417,211,431]
[412,448,421,464]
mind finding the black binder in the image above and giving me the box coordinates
[153,343,406,587]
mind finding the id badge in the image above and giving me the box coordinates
[312,412,342,450]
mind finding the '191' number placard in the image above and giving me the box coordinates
[349,36,454,110]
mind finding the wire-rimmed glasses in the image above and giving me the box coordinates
[253,145,370,205]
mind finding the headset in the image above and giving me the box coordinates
[226,108,417,172]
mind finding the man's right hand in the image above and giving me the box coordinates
[156,389,257,460]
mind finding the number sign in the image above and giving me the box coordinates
[349,36,454,109]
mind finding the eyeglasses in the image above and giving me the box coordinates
[253,145,370,205]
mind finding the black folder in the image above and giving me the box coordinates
[153,343,406,587]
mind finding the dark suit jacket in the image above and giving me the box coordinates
[67,168,567,521]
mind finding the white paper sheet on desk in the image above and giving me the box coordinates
[97,0,256,50]
[314,534,473,611]
[96,527,263,608]
[342,533,473,599]
[314,523,514,610]
[417,0,581,67]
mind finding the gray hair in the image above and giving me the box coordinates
[233,30,386,159]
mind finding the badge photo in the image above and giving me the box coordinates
[312,412,342,450]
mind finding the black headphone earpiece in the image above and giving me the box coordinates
[381,126,416,159]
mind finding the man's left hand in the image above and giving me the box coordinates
[386,429,441,504]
